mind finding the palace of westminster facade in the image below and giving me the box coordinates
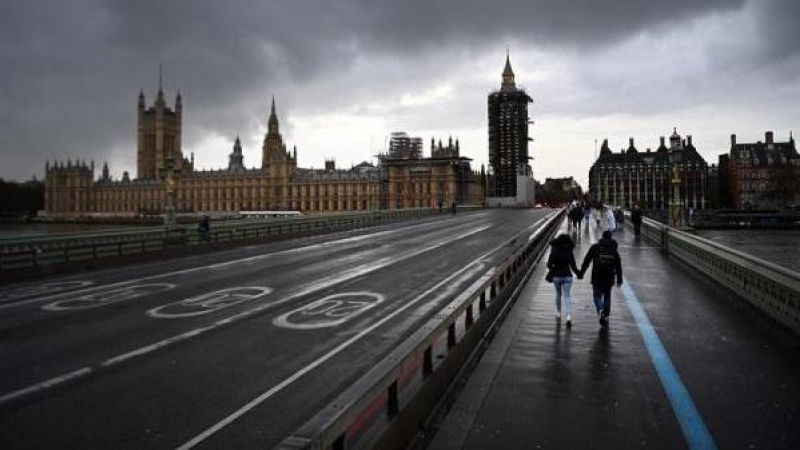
[44,86,485,216]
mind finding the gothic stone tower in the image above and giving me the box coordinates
[261,97,297,208]
[137,82,183,180]
[487,53,533,197]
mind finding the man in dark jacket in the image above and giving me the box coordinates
[631,203,643,236]
[579,230,623,326]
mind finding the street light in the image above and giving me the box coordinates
[158,156,179,227]
[669,148,684,228]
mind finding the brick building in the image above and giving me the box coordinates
[45,89,484,216]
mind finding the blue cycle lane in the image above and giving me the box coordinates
[428,218,800,450]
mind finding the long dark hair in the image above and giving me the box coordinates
[551,233,574,248]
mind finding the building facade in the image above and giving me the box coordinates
[588,128,709,210]
[487,53,533,199]
[728,131,800,210]
[45,89,485,216]
[379,135,485,209]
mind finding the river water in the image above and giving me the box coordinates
[695,228,800,273]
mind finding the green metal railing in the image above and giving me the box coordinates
[0,207,482,274]
[628,212,800,334]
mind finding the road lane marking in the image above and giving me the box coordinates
[0,224,494,408]
[41,284,176,311]
[147,287,273,319]
[0,281,94,303]
[621,282,718,450]
[175,257,499,450]
[273,292,385,330]
[0,216,488,311]
[175,214,556,449]
[0,367,93,406]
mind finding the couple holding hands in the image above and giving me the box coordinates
[546,230,623,328]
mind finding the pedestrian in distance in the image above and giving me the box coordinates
[451,201,457,215]
[631,203,643,237]
[197,216,211,242]
[583,203,591,225]
[569,205,582,232]
[579,230,623,326]
[605,206,617,233]
[546,234,581,327]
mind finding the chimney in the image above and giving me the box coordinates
[660,136,666,146]
[687,135,693,147]
[765,131,774,145]
[731,134,737,146]
[629,137,635,148]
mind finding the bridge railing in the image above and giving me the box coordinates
[273,210,565,450]
[633,214,800,334]
[0,207,482,276]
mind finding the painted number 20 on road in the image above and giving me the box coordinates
[273,292,384,330]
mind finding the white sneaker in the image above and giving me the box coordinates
[556,312,561,321]
[566,314,572,327]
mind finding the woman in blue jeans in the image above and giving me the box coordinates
[547,234,580,327]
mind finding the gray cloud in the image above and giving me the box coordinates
[0,0,791,183]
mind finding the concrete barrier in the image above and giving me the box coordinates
[272,210,565,450]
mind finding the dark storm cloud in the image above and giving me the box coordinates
[0,0,778,180]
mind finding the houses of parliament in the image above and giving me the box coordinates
[44,84,485,216]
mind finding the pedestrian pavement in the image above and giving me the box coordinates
[427,217,800,450]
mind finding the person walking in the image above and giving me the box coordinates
[605,206,617,233]
[569,205,582,232]
[631,203,643,236]
[579,230,623,326]
[583,203,591,226]
[547,234,581,327]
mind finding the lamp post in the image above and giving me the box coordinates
[669,148,685,228]
[159,156,179,228]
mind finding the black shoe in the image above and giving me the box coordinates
[599,313,608,326]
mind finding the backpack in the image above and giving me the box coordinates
[594,244,616,276]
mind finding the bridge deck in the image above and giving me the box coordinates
[429,219,800,450]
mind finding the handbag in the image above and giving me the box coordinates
[545,270,554,283]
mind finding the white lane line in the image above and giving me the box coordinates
[0,217,486,311]
[175,214,554,449]
[0,367,93,406]
[106,225,489,365]
[0,224,492,407]
[175,250,499,450]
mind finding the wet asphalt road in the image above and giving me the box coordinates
[429,218,800,450]
[0,209,552,450]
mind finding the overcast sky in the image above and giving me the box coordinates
[2,0,799,188]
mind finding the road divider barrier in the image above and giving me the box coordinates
[272,210,564,450]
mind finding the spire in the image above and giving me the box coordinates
[138,88,145,109]
[176,90,182,109]
[501,51,516,91]
[268,96,279,135]
[156,64,165,104]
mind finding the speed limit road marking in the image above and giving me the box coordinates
[273,292,385,330]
